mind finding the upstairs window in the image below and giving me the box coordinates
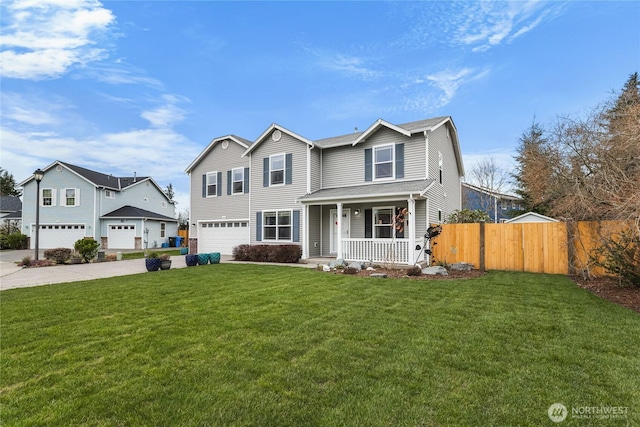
[438,151,443,185]
[365,144,404,182]
[64,188,79,207]
[206,172,218,197]
[374,145,394,179]
[232,168,244,194]
[41,188,55,206]
[270,154,285,185]
[105,190,115,199]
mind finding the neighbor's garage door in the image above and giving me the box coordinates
[198,220,249,255]
[31,224,86,249]
[108,224,136,249]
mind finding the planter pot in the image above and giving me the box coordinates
[185,254,199,267]
[209,252,221,264]
[160,260,172,270]
[145,258,161,272]
[197,254,210,265]
[69,257,82,265]
[179,247,189,255]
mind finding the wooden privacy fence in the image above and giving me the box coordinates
[430,221,625,275]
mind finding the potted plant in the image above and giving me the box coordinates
[145,251,161,272]
[159,253,172,270]
[69,251,82,264]
[185,253,198,267]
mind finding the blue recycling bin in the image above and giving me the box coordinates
[174,236,183,247]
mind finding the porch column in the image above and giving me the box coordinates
[408,196,416,265]
[336,202,343,260]
[302,204,309,260]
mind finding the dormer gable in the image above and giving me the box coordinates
[242,123,314,157]
[185,135,252,174]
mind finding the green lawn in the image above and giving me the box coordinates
[1,266,638,426]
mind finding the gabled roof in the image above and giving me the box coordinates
[462,182,520,201]
[505,212,558,223]
[185,134,253,173]
[19,161,147,191]
[242,123,314,157]
[101,205,178,222]
[2,210,22,219]
[298,179,435,204]
[0,195,22,212]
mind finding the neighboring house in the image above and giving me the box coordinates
[186,116,465,265]
[505,212,558,223]
[0,195,22,232]
[462,182,525,223]
[19,161,178,250]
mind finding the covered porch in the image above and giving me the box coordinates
[298,179,435,266]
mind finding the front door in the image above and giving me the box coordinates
[330,209,350,254]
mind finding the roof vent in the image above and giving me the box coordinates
[272,130,282,142]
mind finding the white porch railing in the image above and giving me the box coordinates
[342,238,411,265]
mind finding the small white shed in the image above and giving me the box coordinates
[504,212,558,224]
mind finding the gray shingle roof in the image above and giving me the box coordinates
[61,162,147,190]
[101,205,177,221]
[0,195,22,212]
[298,179,435,203]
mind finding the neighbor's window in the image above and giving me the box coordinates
[270,154,285,185]
[374,207,393,238]
[105,190,115,199]
[64,188,77,206]
[374,145,394,179]
[206,172,218,196]
[263,210,291,241]
[232,168,244,194]
[42,189,53,206]
[438,151,443,185]
[160,222,166,238]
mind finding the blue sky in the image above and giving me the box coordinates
[1,0,638,212]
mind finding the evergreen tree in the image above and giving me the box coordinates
[0,168,22,197]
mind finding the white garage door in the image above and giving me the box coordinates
[199,220,250,255]
[108,224,136,249]
[31,224,86,249]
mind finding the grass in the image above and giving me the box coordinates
[121,248,182,260]
[1,266,639,426]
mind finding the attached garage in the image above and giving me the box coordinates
[31,224,86,249]
[198,220,249,255]
[108,224,136,249]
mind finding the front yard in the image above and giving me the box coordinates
[1,265,638,426]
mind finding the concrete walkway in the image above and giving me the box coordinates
[0,250,325,291]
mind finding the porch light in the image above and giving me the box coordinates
[354,209,360,216]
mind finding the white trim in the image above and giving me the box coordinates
[205,171,219,197]
[231,167,245,195]
[352,119,411,146]
[262,209,293,242]
[373,143,395,181]
[269,153,286,186]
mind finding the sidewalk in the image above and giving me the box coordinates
[0,250,324,291]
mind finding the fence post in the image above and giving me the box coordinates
[566,220,576,275]
[479,221,486,272]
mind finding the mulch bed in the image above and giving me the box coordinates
[571,276,640,314]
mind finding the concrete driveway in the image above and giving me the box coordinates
[0,250,321,291]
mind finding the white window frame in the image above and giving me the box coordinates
[263,209,292,241]
[374,144,394,181]
[206,171,218,197]
[373,206,394,239]
[105,189,115,199]
[269,154,285,186]
[438,151,443,185]
[232,167,244,194]
[41,188,55,207]
[160,222,166,238]
[63,188,79,207]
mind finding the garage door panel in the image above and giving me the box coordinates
[108,224,136,249]
[199,221,249,255]
[31,224,86,249]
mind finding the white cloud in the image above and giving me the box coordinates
[0,0,115,80]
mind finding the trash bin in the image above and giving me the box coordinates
[168,237,176,247]
[175,236,183,247]
[97,250,105,262]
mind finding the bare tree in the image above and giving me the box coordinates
[466,157,510,222]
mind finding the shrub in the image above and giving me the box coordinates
[74,238,100,263]
[232,244,302,263]
[44,248,72,264]
[159,253,171,260]
[6,233,28,249]
[147,251,160,259]
[596,228,640,287]
[342,267,359,275]
[407,265,423,276]
[20,256,32,267]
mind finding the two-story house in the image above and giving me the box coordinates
[462,182,525,223]
[20,161,178,250]
[186,116,465,265]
